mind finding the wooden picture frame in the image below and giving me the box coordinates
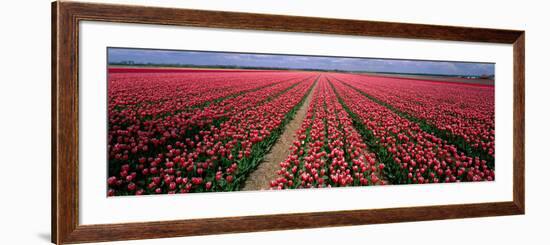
[52,1,525,244]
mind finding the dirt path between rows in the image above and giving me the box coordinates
[242,81,318,191]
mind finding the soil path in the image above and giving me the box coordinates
[242,81,318,191]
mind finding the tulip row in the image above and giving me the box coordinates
[329,73,495,167]
[328,77,494,185]
[270,76,383,189]
[107,70,317,195]
[322,77,384,187]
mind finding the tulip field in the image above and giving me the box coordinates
[107,68,495,196]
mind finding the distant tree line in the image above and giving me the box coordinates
[109,61,353,72]
[109,60,494,79]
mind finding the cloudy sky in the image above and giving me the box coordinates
[108,48,494,76]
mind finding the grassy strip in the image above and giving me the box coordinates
[231,76,320,191]
[332,77,495,169]
[328,80,409,184]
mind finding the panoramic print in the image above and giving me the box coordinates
[106,48,495,196]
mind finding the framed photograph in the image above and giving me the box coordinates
[52,1,525,244]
